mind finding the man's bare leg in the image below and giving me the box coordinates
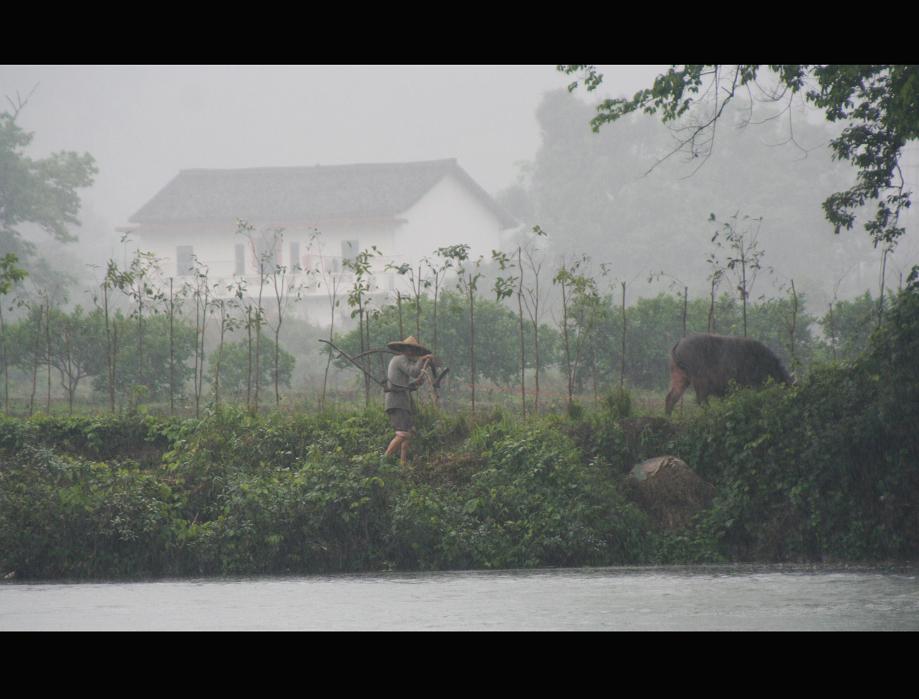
[385,434,404,458]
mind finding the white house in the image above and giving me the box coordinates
[122,159,517,324]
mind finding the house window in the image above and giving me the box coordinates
[341,240,359,263]
[256,237,279,274]
[290,241,301,271]
[235,244,246,275]
[177,245,194,276]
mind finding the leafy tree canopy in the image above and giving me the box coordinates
[497,87,868,307]
[0,99,97,264]
[0,253,26,295]
[560,64,919,249]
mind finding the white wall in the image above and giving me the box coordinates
[394,172,505,268]
[135,221,397,280]
[129,173,507,325]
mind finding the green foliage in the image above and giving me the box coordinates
[602,387,632,420]
[578,291,816,392]
[561,64,919,248]
[497,87,863,295]
[209,334,295,401]
[0,412,176,465]
[3,288,918,579]
[88,311,197,402]
[182,455,399,575]
[0,446,178,578]
[0,253,27,295]
[0,406,656,578]
[0,105,97,268]
[818,291,878,361]
[336,291,561,385]
[665,286,919,561]
[390,421,653,569]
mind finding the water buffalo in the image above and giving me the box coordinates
[665,333,793,415]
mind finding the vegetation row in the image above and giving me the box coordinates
[2,285,916,579]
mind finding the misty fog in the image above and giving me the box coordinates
[1,64,917,411]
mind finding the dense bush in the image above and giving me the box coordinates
[390,421,652,570]
[0,412,176,465]
[0,406,655,579]
[1,286,916,579]
[0,446,179,578]
[664,286,919,561]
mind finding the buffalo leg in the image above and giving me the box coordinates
[665,362,690,416]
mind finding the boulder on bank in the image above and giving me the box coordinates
[624,455,716,531]
[617,417,676,473]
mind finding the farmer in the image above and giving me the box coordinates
[384,336,434,464]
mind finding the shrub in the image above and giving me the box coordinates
[0,446,178,578]
[665,287,919,561]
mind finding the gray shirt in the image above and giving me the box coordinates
[385,354,426,411]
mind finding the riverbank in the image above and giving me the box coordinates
[2,289,918,580]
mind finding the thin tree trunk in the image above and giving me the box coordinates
[103,284,115,413]
[29,305,41,416]
[560,281,572,408]
[364,311,370,406]
[215,306,225,409]
[254,274,265,414]
[415,265,422,339]
[430,279,442,410]
[273,268,286,409]
[788,279,799,372]
[620,282,626,390]
[533,317,540,414]
[193,286,201,418]
[274,315,282,408]
[517,246,526,417]
[360,304,369,409]
[591,345,599,405]
[46,304,51,413]
[137,277,145,400]
[198,284,208,417]
[64,325,74,415]
[321,297,336,411]
[530,265,541,414]
[245,306,253,409]
[432,282,439,355]
[169,278,175,416]
[0,303,7,414]
[469,284,476,416]
[741,257,748,337]
[708,279,717,333]
[112,321,119,414]
[878,246,889,328]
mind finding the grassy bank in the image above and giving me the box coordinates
[2,288,918,580]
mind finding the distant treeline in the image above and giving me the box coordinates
[0,283,883,416]
[1,284,917,579]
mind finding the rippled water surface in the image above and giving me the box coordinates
[2,565,918,630]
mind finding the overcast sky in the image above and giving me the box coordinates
[1,64,666,232]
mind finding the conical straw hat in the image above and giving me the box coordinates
[386,336,431,355]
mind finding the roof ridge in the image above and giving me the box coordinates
[130,158,515,229]
[178,159,458,175]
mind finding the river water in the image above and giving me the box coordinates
[2,564,918,630]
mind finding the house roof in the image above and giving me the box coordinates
[129,158,517,229]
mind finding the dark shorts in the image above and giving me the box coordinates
[386,408,414,434]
